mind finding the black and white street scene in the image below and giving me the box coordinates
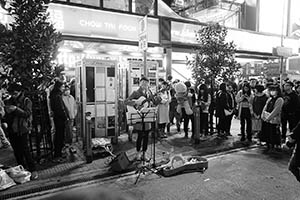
[0,0,300,200]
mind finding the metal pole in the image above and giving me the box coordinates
[144,49,147,77]
[85,112,93,163]
[280,0,286,89]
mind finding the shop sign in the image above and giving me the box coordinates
[171,21,299,54]
[272,46,293,57]
[138,16,148,51]
[48,4,159,44]
[0,7,9,25]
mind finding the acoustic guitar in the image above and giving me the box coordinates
[126,96,157,125]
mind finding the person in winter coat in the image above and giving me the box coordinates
[167,87,181,133]
[124,77,155,161]
[235,82,254,142]
[252,84,268,139]
[281,81,300,143]
[62,85,77,154]
[286,121,300,182]
[215,83,231,138]
[260,85,284,152]
[157,81,171,138]
[197,84,211,137]
[225,83,237,136]
[4,83,38,180]
[50,80,68,162]
[0,88,10,149]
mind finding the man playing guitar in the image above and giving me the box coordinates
[125,76,154,161]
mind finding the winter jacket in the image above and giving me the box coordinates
[262,96,284,124]
[5,94,32,136]
[50,90,68,121]
[235,90,254,119]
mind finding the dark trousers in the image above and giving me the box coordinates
[167,110,181,132]
[240,108,252,140]
[54,117,66,158]
[9,133,36,172]
[217,116,227,134]
[225,114,233,134]
[282,114,298,141]
[182,108,194,138]
[136,130,149,152]
[288,147,300,182]
[200,113,209,135]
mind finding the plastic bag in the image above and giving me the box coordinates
[6,165,31,184]
[252,119,262,132]
[0,169,16,190]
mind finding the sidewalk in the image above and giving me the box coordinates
[0,118,255,199]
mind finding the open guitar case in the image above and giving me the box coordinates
[158,155,208,177]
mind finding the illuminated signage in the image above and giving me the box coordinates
[48,4,159,43]
[0,8,8,24]
[171,21,299,54]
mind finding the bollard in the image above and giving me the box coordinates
[193,105,201,144]
[85,112,93,163]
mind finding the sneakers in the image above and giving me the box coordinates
[53,157,65,163]
[135,151,142,160]
[141,153,150,162]
[69,146,77,154]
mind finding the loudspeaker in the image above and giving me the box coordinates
[110,152,130,172]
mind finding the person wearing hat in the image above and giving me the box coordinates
[125,76,155,161]
[281,81,300,143]
[260,85,284,153]
[4,83,38,180]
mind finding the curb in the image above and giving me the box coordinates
[2,143,258,200]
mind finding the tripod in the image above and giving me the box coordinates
[130,108,161,184]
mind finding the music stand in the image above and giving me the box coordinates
[127,107,161,184]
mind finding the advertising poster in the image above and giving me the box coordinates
[95,88,105,101]
[108,116,115,127]
[106,104,115,116]
[95,67,105,87]
[106,89,115,102]
[106,77,115,102]
[96,104,105,117]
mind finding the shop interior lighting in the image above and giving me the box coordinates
[129,52,143,57]
[83,49,98,54]
[58,48,72,53]
[107,51,123,56]
[150,53,163,58]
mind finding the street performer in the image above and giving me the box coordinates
[125,76,155,161]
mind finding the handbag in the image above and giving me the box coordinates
[224,109,233,116]
[252,118,262,132]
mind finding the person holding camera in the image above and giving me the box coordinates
[4,83,38,180]
[235,82,254,142]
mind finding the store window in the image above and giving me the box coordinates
[103,0,129,11]
[133,0,154,15]
[70,0,100,7]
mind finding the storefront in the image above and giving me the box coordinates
[162,18,300,81]
[47,3,165,145]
